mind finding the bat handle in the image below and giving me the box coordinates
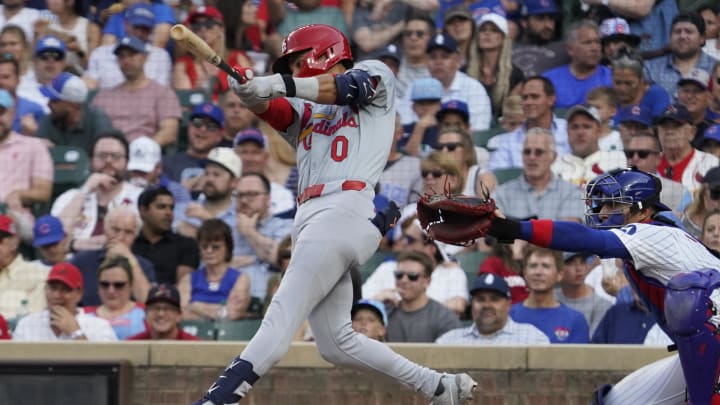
[219,60,254,84]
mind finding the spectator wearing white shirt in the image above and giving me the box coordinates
[13,262,118,341]
[16,35,67,110]
[436,273,549,344]
[0,0,41,44]
[83,4,171,90]
[399,33,492,131]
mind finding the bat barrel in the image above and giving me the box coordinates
[170,24,189,41]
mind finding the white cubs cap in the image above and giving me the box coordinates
[207,147,243,178]
[127,137,162,173]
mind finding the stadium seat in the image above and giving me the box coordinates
[49,146,90,198]
[180,320,216,340]
[245,296,265,319]
[176,89,210,111]
[359,251,397,283]
[472,127,505,149]
[492,168,523,185]
[455,251,490,287]
[216,319,263,341]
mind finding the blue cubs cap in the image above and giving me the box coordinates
[563,251,592,262]
[351,299,388,326]
[702,124,720,144]
[35,35,66,56]
[41,72,88,103]
[191,102,224,127]
[522,0,560,16]
[125,3,155,28]
[426,32,459,53]
[654,103,691,126]
[410,77,444,102]
[370,43,401,64]
[0,89,13,110]
[436,99,470,123]
[32,215,65,248]
[616,105,652,127]
[234,127,266,149]
[114,36,148,55]
[470,273,511,299]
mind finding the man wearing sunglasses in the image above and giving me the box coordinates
[625,134,688,212]
[17,36,66,110]
[163,102,225,196]
[385,251,462,343]
[84,4,172,90]
[91,35,180,147]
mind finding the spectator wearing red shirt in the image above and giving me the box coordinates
[128,284,199,341]
[478,238,529,304]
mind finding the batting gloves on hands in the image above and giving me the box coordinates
[229,73,287,107]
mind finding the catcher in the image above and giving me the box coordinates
[419,166,720,404]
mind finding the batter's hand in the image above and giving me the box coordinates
[228,73,287,107]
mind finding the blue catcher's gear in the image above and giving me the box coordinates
[665,269,720,405]
[584,167,671,228]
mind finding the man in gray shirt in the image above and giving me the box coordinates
[386,251,461,342]
[493,127,585,221]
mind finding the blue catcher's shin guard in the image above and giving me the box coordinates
[192,357,259,405]
[665,269,720,405]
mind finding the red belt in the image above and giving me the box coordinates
[297,180,366,204]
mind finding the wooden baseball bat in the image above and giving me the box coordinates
[170,24,253,84]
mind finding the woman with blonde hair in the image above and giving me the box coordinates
[680,181,720,239]
[435,127,496,196]
[0,25,30,76]
[173,6,253,99]
[467,13,524,117]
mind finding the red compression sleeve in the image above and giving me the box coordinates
[529,219,554,247]
[257,98,294,131]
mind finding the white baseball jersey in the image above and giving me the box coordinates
[610,223,720,285]
[279,60,396,191]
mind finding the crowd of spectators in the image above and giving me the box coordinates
[0,0,719,347]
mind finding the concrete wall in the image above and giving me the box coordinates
[0,342,675,405]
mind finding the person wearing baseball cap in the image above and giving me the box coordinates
[436,273,549,344]
[175,147,243,236]
[552,104,627,185]
[401,77,443,156]
[13,262,118,341]
[28,36,68,107]
[176,5,253,98]
[598,17,641,64]
[655,103,719,193]
[699,124,720,158]
[351,299,388,341]
[32,215,68,267]
[37,71,115,151]
[0,214,50,320]
[556,252,611,335]
[102,1,175,49]
[366,44,401,77]
[126,137,192,205]
[127,284,199,340]
[675,68,720,148]
[436,99,470,132]
[616,105,654,144]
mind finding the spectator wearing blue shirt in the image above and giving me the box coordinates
[542,20,612,109]
[509,246,589,343]
[102,1,176,49]
[400,77,443,157]
[645,12,716,99]
[0,52,44,135]
[591,291,656,344]
[610,51,670,123]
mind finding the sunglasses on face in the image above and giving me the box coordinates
[191,20,220,31]
[403,30,427,38]
[710,189,720,200]
[99,281,128,290]
[191,117,221,131]
[421,170,445,178]
[522,148,547,157]
[394,271,421,281]
[437,142,462,152]
[624,149,658,159]
[37,51,63,61]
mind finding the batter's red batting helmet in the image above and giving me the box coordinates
[271,24,353,78]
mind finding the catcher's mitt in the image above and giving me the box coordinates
[417,185,496,246]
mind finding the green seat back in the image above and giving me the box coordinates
[455,251,490,288]
[215,319,263,341]
[492,168,523,185]
[49,146,90,198]
[358,251,396,284]
[180,320,216,340]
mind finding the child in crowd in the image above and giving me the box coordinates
[586,87,623,151]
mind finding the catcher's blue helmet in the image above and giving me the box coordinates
[584,167,671,228]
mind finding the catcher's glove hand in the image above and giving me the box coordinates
[417,185,496,246]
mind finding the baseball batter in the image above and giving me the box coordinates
[482,167,720,405]
[192,24,477,405]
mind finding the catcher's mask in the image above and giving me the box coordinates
[272,24,353,78]
[584,167,670,229]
